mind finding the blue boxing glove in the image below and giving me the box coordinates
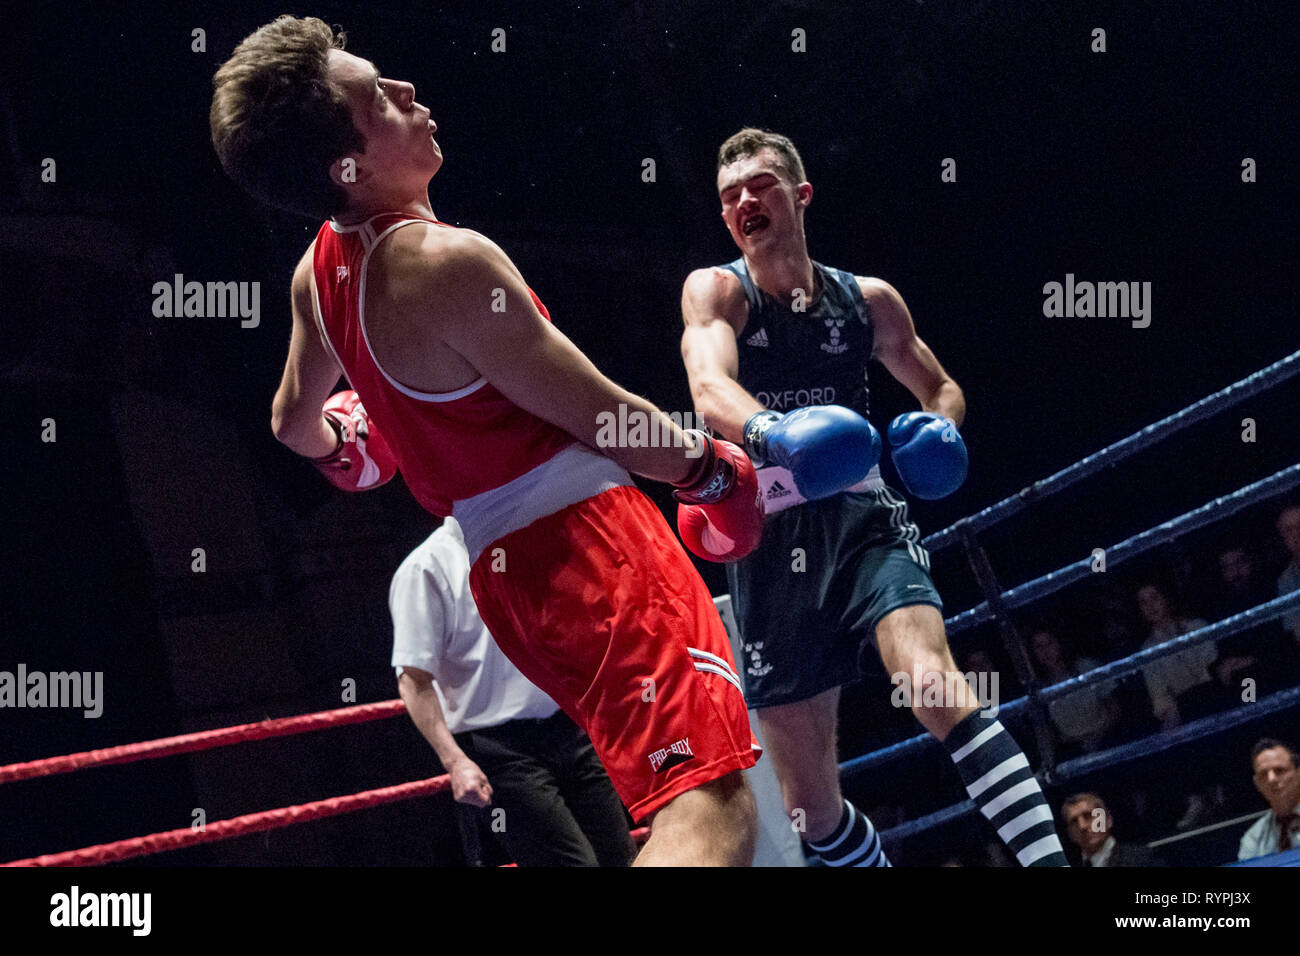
[887,411,968,500]
[743,405,881,500]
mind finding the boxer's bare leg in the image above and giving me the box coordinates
[634,770,756,866]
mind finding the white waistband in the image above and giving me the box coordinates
[453,444,634,564]
[758,463,884,514]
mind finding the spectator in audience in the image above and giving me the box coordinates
[1135,582,1215,732]
[960,645,995,679]
[1181,543,1300,720]
[1096,584,1142,659]
[956,643,1023,712]
[1060,792,1165,866]
[1238,738,1300,861]
[1029,628,1122,755]
[1276,505,1300,645]
[1136,582,1228,829]
[1214,543,1278,620]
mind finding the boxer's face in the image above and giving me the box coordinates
[1253,747,1300,815]
[717,149,811,255]
[327,49,442,194]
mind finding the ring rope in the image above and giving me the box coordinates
[944,463,1300,637]
[850,353,1300,847]
[879,685,1300,845]
[0,700,406,785]
[1,775,450,867]
[3,698,655,866]
[1027,591,1300,709]
[842,589,1300,778]
[922,348,1300,553]
[10,358,1299,864]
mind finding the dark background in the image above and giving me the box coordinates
[0,0,1296,866]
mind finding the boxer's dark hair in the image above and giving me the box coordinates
[211,16,364,219]
[717,128,807,185]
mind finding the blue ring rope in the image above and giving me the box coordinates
[878,685,1300,845]
[944,464,1300,637]
[841,591,1300,778]
[922,349,1300,554]
[840,354,1300,846]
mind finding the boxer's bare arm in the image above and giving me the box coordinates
[859,277,966,427]
[375,223,701,485]
[680,267,764,443]
[271,244,346,457]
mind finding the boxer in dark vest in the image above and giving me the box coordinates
[680,128,1067,867]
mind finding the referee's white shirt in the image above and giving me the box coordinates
[390,518,559,734]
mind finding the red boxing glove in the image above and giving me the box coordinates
[673,431,764,562]
[311,391,398,492]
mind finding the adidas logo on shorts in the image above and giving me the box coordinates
[648,737,694,773]
[746,328,769,348]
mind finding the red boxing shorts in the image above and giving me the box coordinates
[469,484,760,821]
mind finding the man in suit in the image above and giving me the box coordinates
[1237,738,1300,860]
[1061,792,1165,867]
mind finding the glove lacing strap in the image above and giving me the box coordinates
[742,410,782,466]
[672,430,736,504]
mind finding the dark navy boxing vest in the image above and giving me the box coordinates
[718,257,874,419]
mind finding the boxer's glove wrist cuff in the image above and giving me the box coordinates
[743,410,782,466]
[309,413,346,464]
[672,430,735,504]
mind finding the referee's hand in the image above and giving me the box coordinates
[449,758,493,807]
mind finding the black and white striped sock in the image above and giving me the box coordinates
[806,800,891,867]
[944,713,1068,867]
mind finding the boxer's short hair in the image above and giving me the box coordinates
[211,15,364,218]
[717,128,807,185]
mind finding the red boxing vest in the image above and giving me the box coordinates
[311,213,574,515]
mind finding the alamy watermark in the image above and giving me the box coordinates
[0,664,103,717]
[595,404,704,454]
[152,273,260,328]
[890,669,999,718]
[50,886,150,936]
[1042,274,1151,328]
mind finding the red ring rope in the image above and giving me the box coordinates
[0,700,406,784]
[3,775,450,867]
[3,700,649,866]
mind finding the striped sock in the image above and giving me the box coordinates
[944,713,1068,867]
[806,800,891,867]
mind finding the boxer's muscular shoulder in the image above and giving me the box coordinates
[373,224,496,290]
[369,224,519,322]
[682,266,747,336]
[854,275,905,311]
[847,277,909,317]
[362,226,491,388]
[855,276,914,345]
